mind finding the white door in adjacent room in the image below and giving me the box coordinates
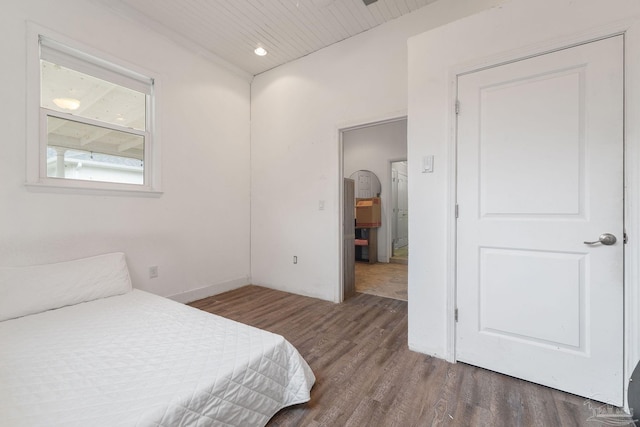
[392,161,409,249]
[456,36,624,405]
[396,168,408,248]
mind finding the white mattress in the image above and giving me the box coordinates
[0,290,315,426]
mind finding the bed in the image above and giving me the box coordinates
[0,253,315,426]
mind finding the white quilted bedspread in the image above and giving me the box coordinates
[0,290,315,426]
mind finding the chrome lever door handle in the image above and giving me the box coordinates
[584,233,617,246]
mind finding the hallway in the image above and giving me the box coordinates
[355,262,407,301]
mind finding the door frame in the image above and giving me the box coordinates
[446,22,640,406]
[337,115,407,302]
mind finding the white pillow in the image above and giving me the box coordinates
[0,252,132,321]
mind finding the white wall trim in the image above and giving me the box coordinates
[463,21,636,77]
[337,126,345,303]
[445,73,459,363]
[337,113,408,133]
[167,276,251,304]
[444,17,640,407]
[622,20,640,410]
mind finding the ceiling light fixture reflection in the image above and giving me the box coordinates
[53,98,81,110]
[254,47,268,56]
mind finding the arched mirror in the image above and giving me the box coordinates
[349,170,381,198]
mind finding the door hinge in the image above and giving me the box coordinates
[624,232,628,244]
[455,308,459,322]
[455,100,460,115]
[455,204,459,219]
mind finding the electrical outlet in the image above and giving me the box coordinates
[149,266,159,278]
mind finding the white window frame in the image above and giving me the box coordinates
[26,23,162,195]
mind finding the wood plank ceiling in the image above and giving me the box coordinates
[102,0,439,76]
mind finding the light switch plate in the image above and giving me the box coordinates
[422,155,434,173]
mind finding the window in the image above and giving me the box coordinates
[27,27,161,194]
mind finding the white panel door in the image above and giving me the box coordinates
[456,36,624,405]
[397,170,409,248]
[392,167,399,248]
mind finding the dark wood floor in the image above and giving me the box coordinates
[189,286,632,427]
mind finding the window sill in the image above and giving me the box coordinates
[25,179,163,198]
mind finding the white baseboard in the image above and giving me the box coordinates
[408,341,452,362]
[167,276,251,304]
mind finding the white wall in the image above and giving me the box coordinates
[1,0,251,302]
[343,119,407,262]
[250,0,505,302]
[407,0,640,397]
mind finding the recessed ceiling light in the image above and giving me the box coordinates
[53,98,81,110]
[254,47,268,56]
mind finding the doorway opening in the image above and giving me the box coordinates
[390,160,408,265]
[341,118,408,302]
